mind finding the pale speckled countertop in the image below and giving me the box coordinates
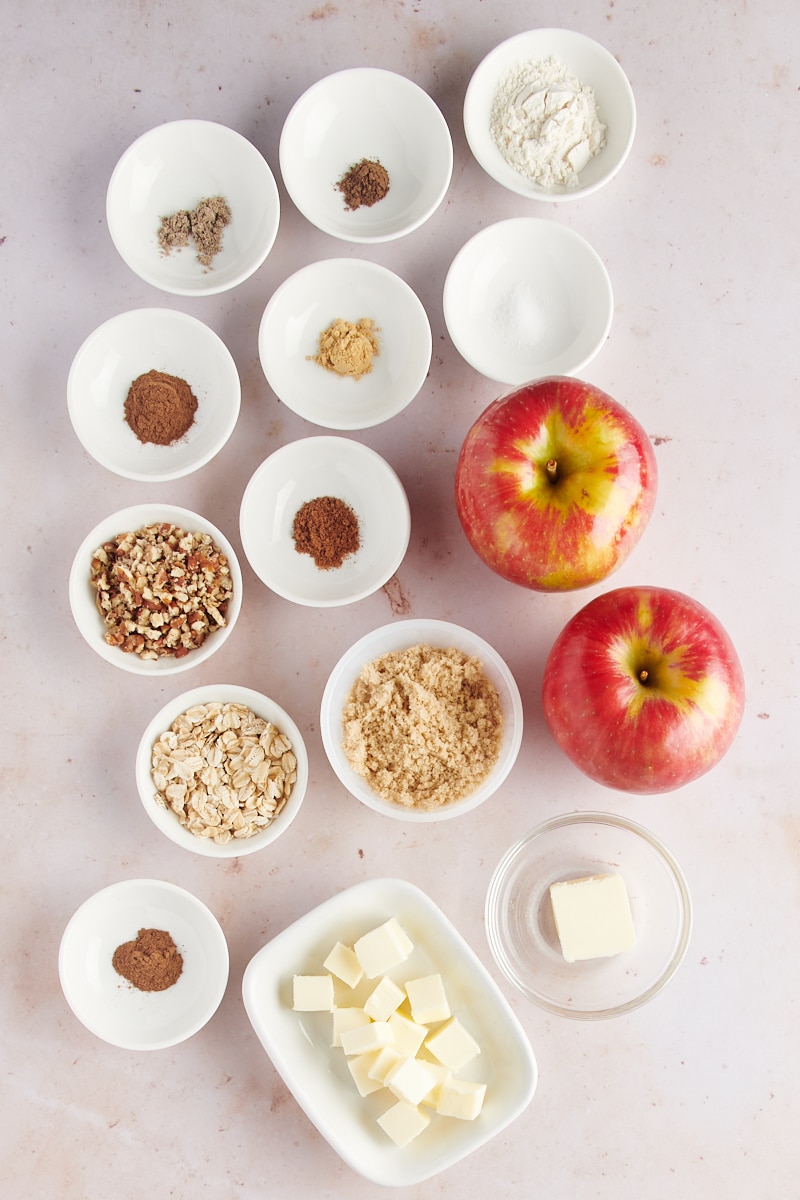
[2,2,798,1197]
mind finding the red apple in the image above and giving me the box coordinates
[454,377,657,591]
[541,586,745,793]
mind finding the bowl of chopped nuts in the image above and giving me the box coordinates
[68,504,243,675]
[135,684,309,857]
[106,119,280,295]
[320,619,523,822]
[279,68,453,243]
[67,308,241,482]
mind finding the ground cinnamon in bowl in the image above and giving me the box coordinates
[337,159,390,210]
[292,495,360,569]
[124,368,198,446]
[112,927,184,992]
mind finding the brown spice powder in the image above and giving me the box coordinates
[112,927,184,992]
[341,644,504,811]
[310,318,379,379]
[292,496,360,569]
[124,368,198,446]
[158,195,231,268]
[337,159,390,210]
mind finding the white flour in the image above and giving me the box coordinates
[490,56,606,188]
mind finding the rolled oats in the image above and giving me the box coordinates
[89,523,233,660]
[151,701,298,844]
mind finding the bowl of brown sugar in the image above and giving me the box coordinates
[240,436,411,607]
[58,878,229,1050]
[68,308,241,481]
[320,619,524,821]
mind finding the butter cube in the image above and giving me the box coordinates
[364,976,406,1022]
[339,1020,394,1056]
[436,1077,486,1121]
[377,1100,431,1147]
[418,1059,452,1108]
[425,1017,480,1071]
[367,1045,403,1084]
[385,1056,438,1106]
[549,872,636,963]
[354,918,413,978]
[323,941,364,989]
[292,974,335,1012]
[405,973,450,1025]
[331,1007,370,1048]
[387,1010,428,1057]
[346,1051,386,1097]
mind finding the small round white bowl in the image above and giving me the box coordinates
[464,28,636,201]
[320,618,523,822]
[485,812,693,1019]
[279,68,453,243]
[258,259,432,430]
[67,308,241,482]
[135,684,309,857]
[59,878,229,1049]
[68,504,242,676]
[106,119,280,295]
[240,437,410,608]
[443,218,613,384]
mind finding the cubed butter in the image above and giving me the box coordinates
[354,918,413,978]
[367,1045,403,1084]
[385,1055,438,1106]
[364,975,406,1022]
[339,1020,394,1056]
[346,1051,386,1097]
[292,974,335,1012]
[323,941,364,989]
[425,1017,480,1071]
[387,1010,428,1057]
[418,1059,452,1108]
[331,1006,371,1048]
[549,872,636,963]
[377,1100,431,1147]
[435,1077,486,1121]
[405,973,451,1025]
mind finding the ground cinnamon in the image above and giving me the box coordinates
[292,495,360,569]
[112,927,184,992]
[124,368,198,446]
[337,159,390,210]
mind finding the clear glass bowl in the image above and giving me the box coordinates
[485,812,692,1019]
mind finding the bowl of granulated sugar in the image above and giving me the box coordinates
[464,28,636,200]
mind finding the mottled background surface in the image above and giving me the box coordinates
[2,1,797,1196]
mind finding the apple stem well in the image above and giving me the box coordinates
[545,458,559,483]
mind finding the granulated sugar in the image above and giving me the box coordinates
[490,55,606,188]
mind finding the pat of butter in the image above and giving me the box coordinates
[292,974,335,1012]
[387,1010,428,1057]
[323,941,364,989]
[364,975,406,1022]
[367,1045,403,1084]
[347,1051,386,1097]
[377,1100,431,1147]
[339,1020,394,1056]
[425,1017,480,1071]
[354,918,413,978]
[436,1077,486,1121]
[418,1059,451,1108]
[385,1055,438,1106]
[549,872,636,963]
[331,1006,370,1048]
[405,973,450,1025]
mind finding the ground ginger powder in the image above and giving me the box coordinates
[310,318,379,379]
[341,644,504,811]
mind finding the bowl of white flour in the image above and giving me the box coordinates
[464,28,636,201]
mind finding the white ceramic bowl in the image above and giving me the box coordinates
[258,259,431,429]
[106,119,280,294]
[67,308,241,481]
[59,878,229,1049]
[242,877,537,1186]
[320,618,523,821]
[485,812,693,1019]
[240,437,410,607]
[68,503,242,676]
[443,218,613,384]
[464,28,636,201]
[135,684,308,857]
[279,68,453,242]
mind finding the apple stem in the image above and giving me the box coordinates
[638,669,650,685]
[546,458,559,483]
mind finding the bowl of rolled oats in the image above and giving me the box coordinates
[68,504,243,675]
[320,619,523,822]
[135,684,309,857]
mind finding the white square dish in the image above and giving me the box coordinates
[242,877,537,1186]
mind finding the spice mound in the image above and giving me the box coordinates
[124,368,198,446]
[157,195,232,268]
[341,644,504,812]
[292,496,360,570]
[151,700,297,844]
[89,523,233,660]
[490,55,606,188]
[337,158,390,210]
[310,318,379,379]
[112,927,183,992]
